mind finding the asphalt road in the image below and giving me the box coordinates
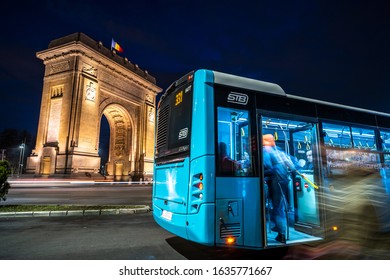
[3,181,152,206]
[0,213,294,260]
[0,213,187,260]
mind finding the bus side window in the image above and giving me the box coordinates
[380,130,390,152]
[351,126,376,150]
[322,123,353,148]
[217,107,252,176]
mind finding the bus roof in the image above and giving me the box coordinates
[286,93,390,119]
[213,70,286,96]
[211,70,390,119]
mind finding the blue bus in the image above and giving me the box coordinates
[153,69,390,252]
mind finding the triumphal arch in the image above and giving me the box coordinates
[26,32,161,181]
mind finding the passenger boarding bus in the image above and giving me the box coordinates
[153,69,390,252]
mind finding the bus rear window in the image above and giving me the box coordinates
[155,83,193,159]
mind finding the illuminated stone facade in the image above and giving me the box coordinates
[26,33,161,181]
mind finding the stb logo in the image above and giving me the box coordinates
[227,92,249,105]
[178,128,188,140]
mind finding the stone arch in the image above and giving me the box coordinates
[26,32,162,181]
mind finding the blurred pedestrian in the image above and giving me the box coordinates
[263,134,296,243]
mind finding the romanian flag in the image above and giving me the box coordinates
[111,38,124,53]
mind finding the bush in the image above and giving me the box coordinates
[0,160,11,202]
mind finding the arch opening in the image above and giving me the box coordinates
[99,104,133,181]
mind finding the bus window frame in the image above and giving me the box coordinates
[320,120,378,151]
[213,84,259,178]
[216,106,254,177]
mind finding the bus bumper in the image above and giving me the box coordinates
[153,203,215,246]
[153,204,188,240]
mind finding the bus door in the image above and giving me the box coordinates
[289,124,321,235]
[260,115,323,247]
[215,106,261,248]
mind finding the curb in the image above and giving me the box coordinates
[0,206,151,218]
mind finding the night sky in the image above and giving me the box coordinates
[1,0,389,136]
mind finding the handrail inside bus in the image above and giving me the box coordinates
[296,171,319,190]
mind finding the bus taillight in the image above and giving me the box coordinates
[193,173,204,198]
[194,173,204,190]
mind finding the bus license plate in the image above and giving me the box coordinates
[161,210,173,221]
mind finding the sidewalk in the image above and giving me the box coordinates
[0,205,151,218]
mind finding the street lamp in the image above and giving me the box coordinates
[18,141,25,177]
[0,149,5,161]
